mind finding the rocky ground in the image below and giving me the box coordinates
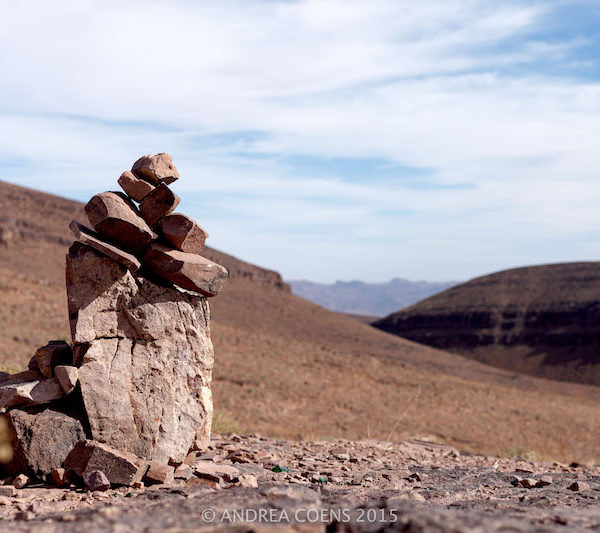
[1,434,600,532]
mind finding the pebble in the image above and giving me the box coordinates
[536,476,553,487]
[13,474,29,489]
[568,481,590,492]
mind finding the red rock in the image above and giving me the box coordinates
[159,213,208,254]
[84,192,154,254]
[64,440,146,487]
[118,171,155,202]
[69,221,141,273]
[143,461,174,485]
[143,243,228,296]
[139,183,181,227]
[174,464,193,480]
[50,468,72,487]
[131,153,179,185]
[34,341,72,379]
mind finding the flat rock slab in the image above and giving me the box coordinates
[84,192,154,254]
[118,171,155,202]
[144,243,228,297]
[0,378,64,411]
[139,183,180,227]
[66,244,214,463]
[64,440,146,487]
[6,408,86,477]
[131,153,179,185]
[69,221,141,273]
[159,213,208,254]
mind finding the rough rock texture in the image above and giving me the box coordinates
[117,171,155,202]
[84,470,110,492]
[33,341,72,378]
[84,192,154,254]
[131,153,179,185]
[139,183,181,227]
[64,440,145,487]
[69,221,141,273]
[2,434,600,531]
[54,366,78,395]
[374,262,600,385]
[66,243,214,463]
[160,213,208,254]
[0,379,64,410]
[6,409,86,476]
[144,242,228,297]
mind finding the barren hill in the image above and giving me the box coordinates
[3,180,600,463]
[374,263,600,385]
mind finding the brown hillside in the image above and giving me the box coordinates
[2,180,600,463]
[374,263,600,385]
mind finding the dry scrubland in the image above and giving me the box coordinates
[1,180,600,463]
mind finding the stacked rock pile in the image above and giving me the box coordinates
[0,153,228,491]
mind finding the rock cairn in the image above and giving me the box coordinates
[0,153,228,489]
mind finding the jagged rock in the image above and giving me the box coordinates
[7,409,86,476]
[143,462,174,485]
[84,192,154,254]
[69,221,141,273]
[64,440,146,487]
[160,213,208,254]
[54,366,79,394]
[66,244,215,463]
[84,470,111,491]
[0,378,64,410]
[144,243,228,297]
[34,341,72,378]
[139,183,181,227]
[118,171,155,202]
[50,468,72,487]
[131,153,179,185]
[174,464,193,480]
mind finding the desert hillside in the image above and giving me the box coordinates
[374,263,600,386]
[2,180,600,462]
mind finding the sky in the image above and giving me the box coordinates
[1,0,600,283]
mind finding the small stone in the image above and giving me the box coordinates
[159,213,208,254]
[84,470,110,492]
[54,365,79,395]
[0,486,16,497]
[536,476,553,487]
[131,153,179,185]
[64,440,146,487]
[194,461,240,480]
[144,243,228,296]
[34,341,72,378]
[331,448,350,461]
[139,183,181,227]
[174,464,193,481]
[183,452,197,466]
[133,481,144,489]
[69,221,141,273]
[118,171,155,202]
[143,461,175,485]
[519,478,538,489]
[568,481,590,492]
[13,474,28,489]
[51,468,72,488]
[85,191,155,254]
[234,474,258,488]
[15,510,35,521]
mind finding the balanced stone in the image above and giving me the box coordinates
[33,341,72,378]
[139,183,181,227]
[131,153,179,185]
[66,244,215,463]
[85,192,154,254]
[54,366,79,395]
[0,379,64,411]
[160,213,209,254]
[118,171,155,202]
[144,243,228,297]
[69,221,141,273]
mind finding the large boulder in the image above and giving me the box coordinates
[6,408,86,477]
[66,243,214,463]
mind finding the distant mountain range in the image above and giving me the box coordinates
[288,278,457,317]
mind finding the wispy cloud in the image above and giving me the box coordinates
[1,0,600,282]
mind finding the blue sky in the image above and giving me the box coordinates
[2,0,600,283]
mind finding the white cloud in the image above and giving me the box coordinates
[1,0,599,282]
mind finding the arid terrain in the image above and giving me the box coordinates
[374,263,600,386]
[2,434,600,531]
[2,179,600,466]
